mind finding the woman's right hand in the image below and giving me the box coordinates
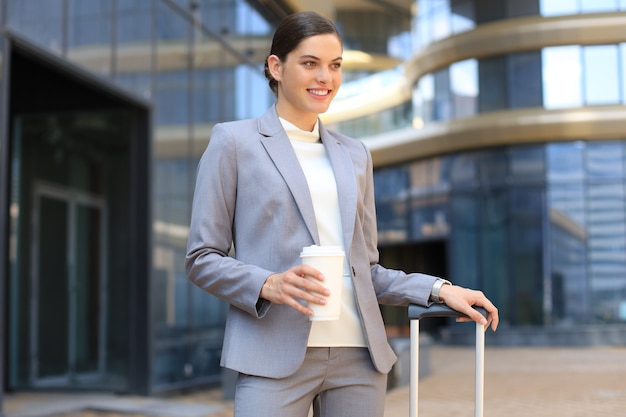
[260,265,330,316]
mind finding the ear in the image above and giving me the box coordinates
[267,54,283,82]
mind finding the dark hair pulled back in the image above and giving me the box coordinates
[264,11,342,95]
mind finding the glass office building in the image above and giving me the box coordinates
[1,0,625,406]
[0,0,275,398]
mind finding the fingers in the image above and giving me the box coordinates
[261,265,330,316]
[442,286,499,332]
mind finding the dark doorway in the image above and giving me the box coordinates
[6,43,149,393]
[379,240,448,336]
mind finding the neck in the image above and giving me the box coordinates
[275,104,317,132]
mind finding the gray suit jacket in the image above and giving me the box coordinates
[185,106,437,378]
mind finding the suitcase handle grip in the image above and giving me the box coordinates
[408,304,487,320]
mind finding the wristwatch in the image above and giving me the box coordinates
[430,278,452,303]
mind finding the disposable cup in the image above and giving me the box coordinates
[300,245,345,321]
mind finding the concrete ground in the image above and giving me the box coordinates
[4,345,626,417]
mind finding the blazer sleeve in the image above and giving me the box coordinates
[185,123,273,317]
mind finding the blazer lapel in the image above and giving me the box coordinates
[320,125,357,255]
[258,108,320,244]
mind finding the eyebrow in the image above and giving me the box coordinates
[299,54,343,62]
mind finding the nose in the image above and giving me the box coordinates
[317,66,330,83]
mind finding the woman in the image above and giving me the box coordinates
[186,11,498,417]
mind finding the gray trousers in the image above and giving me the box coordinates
[234,347,388,417]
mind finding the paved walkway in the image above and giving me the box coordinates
[4,346,626,417]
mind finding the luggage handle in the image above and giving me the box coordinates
[408,305,487,417]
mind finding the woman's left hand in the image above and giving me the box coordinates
[438,285,499,331]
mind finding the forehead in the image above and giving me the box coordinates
[291,34,343,58]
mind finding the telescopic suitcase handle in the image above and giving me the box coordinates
[408,305,487,417]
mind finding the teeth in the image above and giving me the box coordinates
[309,89,329,96]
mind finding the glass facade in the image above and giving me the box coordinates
[369,1,626,330]
[1,0,274,395]
[412,43,626,124]
[375,142,626,325]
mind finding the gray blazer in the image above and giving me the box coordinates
[185,106,437,378]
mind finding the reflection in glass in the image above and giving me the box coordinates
[414,74,435,124]
[587,142,624,178]
[547,142,585,182]
[540,0,578,16]
[434,69,452,121]
[548,183,587,324]
[509,187,544,325]
[67,1,113,76]
[587,182,626,322]
[581,0,619,13]
[509,145,545,181]
[450,193,480,289]
[584,45,619,105]
[374,167,410,244]
[621,44,626,104]
[451,0,475,33]
[450,59,477,118]
[542,46,582,109]
[508,52,543,108]
[430,0,451,42]
[6,0,65,54]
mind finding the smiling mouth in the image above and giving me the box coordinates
[308,89,331,96]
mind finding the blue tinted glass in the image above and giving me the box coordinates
[417,13,432,49]
[415,74,435,124]
[548,183,585,227]
[374,167,410,243]
[587,142,624,178]
[450,59,477,118]
[547,142,585,182]
[543,46,582,109]
[540,0,578,16]
[434,69,452,121]
[621,44,626,103]
[431,0,451,41]
[236,1,271,35]
[69,1,112,46]
[509,187,544,325]
[450,194,480,288]
[450,153,477,186]
[508,52,543,108]
[155,71,189,126]
[478,150,508,187]
[118,1,153,43]
[157,2,188,40]
[451,0,475,33]
[587,182,626,285]
[236,66,271,120]
[7,0,65,54]
[510,145,545,180]
[581,0,619,12]
[584,45,619,105]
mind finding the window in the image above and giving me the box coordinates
[584,45,620,105]
[450,59,478,118]
[542,46,583,109]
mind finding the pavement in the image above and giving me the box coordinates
[3,345,626,417]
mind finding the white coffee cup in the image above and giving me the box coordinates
[300,245,345,321]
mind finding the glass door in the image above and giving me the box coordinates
[30,182,107,386]
[8,110,134,391]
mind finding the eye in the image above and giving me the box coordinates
[303,61,316,67]
[332,62,342,70]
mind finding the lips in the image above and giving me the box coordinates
[308,89,331,96]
